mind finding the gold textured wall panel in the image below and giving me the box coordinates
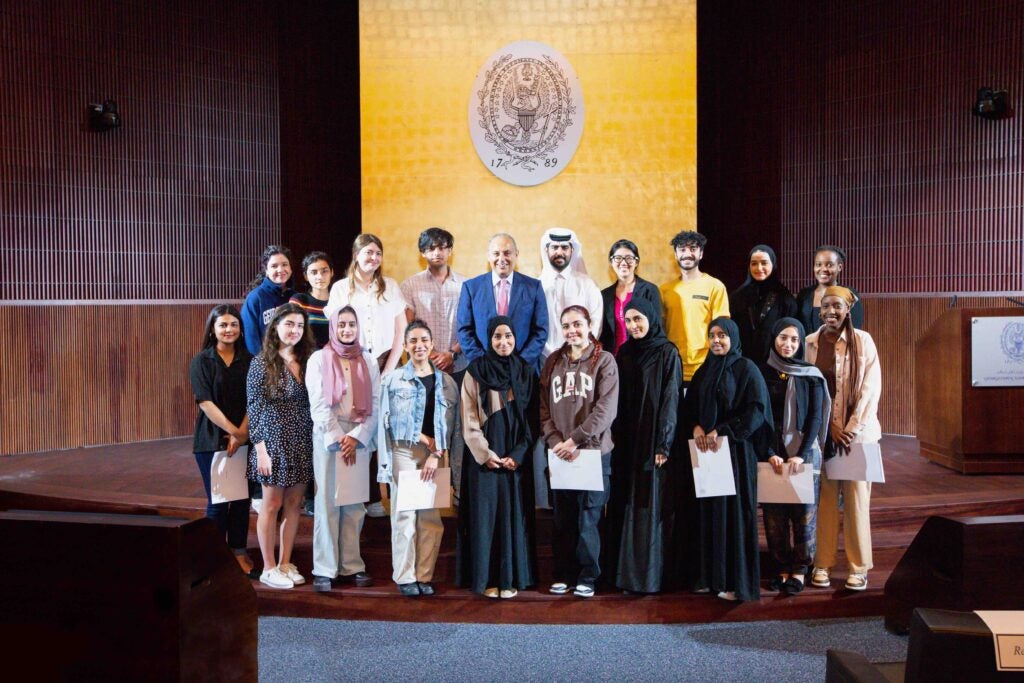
[360,0,697,287]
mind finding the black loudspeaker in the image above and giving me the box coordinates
[0,511,257,681]
[828,608,1024,682]
[905,609,1022,682]
[885,514,1024,633]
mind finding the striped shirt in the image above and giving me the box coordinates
[289,292,329,348]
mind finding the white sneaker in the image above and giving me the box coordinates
[366,502,387,518]
[260,567,294,589]
[549,582,570,595]
[278,562,305,585]
[499,589,518,599]
[717,591,737,601]
[845,573,868,591]
[811,567,831,588]
[250,498,262,514]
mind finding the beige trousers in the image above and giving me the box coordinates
[389,441,444,584]
[815,465,873,574]
[312,423,367,579]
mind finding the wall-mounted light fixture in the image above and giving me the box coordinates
[973,88,1011,120]
[88,100,122,131]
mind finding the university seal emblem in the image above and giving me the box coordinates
[1001,321,1024,362]
[468,41,584,186]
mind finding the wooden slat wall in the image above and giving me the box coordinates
[778,0,1024,295]
[0,1,281,302]
[699,0,1024,295]
[699,1,1024,435]
[0,304,210,455]
[862,295,1011,436]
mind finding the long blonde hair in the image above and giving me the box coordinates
[346,234,388,302]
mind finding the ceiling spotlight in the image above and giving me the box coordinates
[88,100,122,131]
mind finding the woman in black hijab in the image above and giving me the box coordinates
[455,316,537,598]
[685,317,772,601]
[760,317,830,595]
[606,297,682,593]
[729,245,797,366]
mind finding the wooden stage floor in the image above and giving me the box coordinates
[2,436,1023,624]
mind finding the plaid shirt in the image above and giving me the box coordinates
[400,268,467,372]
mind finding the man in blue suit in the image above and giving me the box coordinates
[457,233,548,373]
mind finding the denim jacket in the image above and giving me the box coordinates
[377,361,459,483]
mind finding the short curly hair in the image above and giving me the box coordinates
[669,231,707,250]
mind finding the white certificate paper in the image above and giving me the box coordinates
[975,611,1024,672]
[210,446,249,503]
[334,450,370,506]
[757,462,816,504]
[396,467,452,512]
[548,449,604,492]
[689,437,736,498]
[824,442,885,483]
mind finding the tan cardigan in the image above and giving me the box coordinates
[460,373,511,465]
[805,326,882,443]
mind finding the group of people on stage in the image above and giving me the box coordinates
[189,226,881,601]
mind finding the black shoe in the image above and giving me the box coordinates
[784,576,805,594]
[398,582,421,597]
[417,582,435,596]
[768,575,786,592]
[340,572,374,588]
[313,576,333,593]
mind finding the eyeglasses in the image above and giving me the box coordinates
[610,256,637,265]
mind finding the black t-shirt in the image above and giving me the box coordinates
[765,368,788,455]
[189,346,253,452]
[419,373,436,439]
[766,370,788,420]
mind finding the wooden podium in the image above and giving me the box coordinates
[915,307,1024,473]
[0,511,257,681]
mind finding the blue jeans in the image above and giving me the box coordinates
[194,451,251,551]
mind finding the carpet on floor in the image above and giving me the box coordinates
[258,615,907,682]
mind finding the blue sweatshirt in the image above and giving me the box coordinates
[241,278,293,355]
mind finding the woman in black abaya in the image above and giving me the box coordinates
[729,245,797,367]
[455,316,537,598]
[607,297,682,593]
[686,317,772,601]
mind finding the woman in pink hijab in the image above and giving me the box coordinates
[305,306,381,592]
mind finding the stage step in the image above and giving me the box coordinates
[3,435,1024,624]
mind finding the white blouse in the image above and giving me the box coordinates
[324,276,407,358]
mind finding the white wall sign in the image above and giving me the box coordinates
[971,316,1024,387]
[469,41,584,187]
